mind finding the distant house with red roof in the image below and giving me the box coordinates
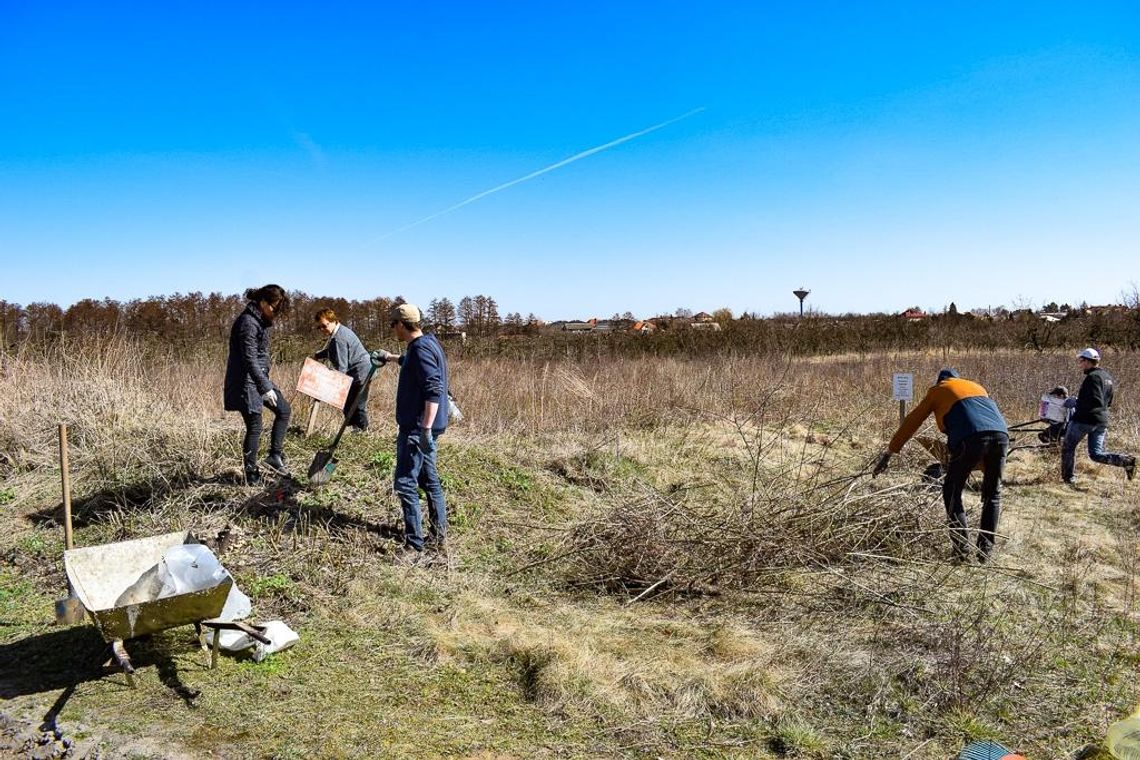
[631,320,658,334]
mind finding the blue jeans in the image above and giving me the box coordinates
[1062,421,1129,480]
[394,429,447,550]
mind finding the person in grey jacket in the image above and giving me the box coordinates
[224,285,292,485]
[1062,347,1135,483]
[312,308,373,431]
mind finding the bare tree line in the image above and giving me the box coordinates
[2,290,1140,360]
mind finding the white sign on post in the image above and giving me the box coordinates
[892,373,914,402]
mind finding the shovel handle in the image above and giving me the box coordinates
[59,424,73,551]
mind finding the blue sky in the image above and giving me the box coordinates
[2,2,1138,319]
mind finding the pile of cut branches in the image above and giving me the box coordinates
[546,476,944,600]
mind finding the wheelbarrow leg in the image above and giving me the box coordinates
[110,639,136,689]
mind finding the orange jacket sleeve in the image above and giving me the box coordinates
[888,389,935,453]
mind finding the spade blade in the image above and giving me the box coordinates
[308,451,336,485]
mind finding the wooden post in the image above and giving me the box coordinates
[305,400,321,438]
[58,424,73,551]
[899,400,907,428]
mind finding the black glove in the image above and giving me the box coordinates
[411,427,435,455]
[872,452,891,478]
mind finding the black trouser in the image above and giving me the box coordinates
[344,378,370,430]
[943,431,1008,556]
[240,388,291,476]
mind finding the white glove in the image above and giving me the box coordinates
[262,389,278,408]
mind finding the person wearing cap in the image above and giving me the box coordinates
[384,303,450,561]
[873,369,1008,562]
[1061,348,1135,484]
[312,308,373,431]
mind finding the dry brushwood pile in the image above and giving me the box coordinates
[548,478,940,598]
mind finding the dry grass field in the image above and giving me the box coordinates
[2,339,1138,758]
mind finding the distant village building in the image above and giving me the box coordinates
[901,308,927,322]
[561,321,594,333]
[1087,304,1127,316]
[631,320,658,334]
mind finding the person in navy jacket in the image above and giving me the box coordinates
[381,303,450,561]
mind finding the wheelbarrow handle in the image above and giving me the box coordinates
[202,619,273,645]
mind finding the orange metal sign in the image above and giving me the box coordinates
[296,358,352,409]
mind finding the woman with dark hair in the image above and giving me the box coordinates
[224,284,292,484]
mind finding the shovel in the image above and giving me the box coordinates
[308,360,381,486]
[54,424,86,625]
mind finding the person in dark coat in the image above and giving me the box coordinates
[312,308,373,431]
[224,285,292,484]
[1061,348,1135,484]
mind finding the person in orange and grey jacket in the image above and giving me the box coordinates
[873,368,1008,563]
[224,284,292,485]
[1061,347,1135,484]
[312,308,373,431]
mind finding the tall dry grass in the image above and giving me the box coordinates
[0,337,228,501]
[4,339,1135,480]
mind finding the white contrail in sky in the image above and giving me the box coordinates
[375,106,706,241]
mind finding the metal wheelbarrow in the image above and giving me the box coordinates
[63,530,268,687]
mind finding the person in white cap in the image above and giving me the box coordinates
[1061,348,1135,483]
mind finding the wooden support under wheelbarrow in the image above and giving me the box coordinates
[196,619,272,669]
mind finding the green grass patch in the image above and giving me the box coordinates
[246,573,292,598]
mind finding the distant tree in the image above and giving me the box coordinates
[458,296,476,332]
[621,311,635,321]
[25,302,64,340]
[712,307,733,324]
[675,307,693,319]
[428,297,457,331]
[484,296,501,333]
[0,300,24,346]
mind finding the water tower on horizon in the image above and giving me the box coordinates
[793,287,810,317]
